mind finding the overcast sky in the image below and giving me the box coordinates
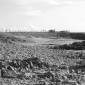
[0,0,85,32]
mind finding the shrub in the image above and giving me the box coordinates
[50,41,85,50]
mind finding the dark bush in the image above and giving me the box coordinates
[51,41,85,50]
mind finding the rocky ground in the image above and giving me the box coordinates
[0,33,85,85]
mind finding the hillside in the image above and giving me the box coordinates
[10,31,85,40]
[0,32,83,46]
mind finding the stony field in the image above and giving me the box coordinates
[0,32,85,85]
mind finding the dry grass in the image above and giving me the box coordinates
[0,32,85,85]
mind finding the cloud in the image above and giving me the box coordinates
[15,0,73,6]
[25,10,42,16]
[42,0,60,5]
[42,0,72,6]
[10,0,74,16]
[59,1,73,5]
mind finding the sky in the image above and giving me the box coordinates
[0,0,85,32]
